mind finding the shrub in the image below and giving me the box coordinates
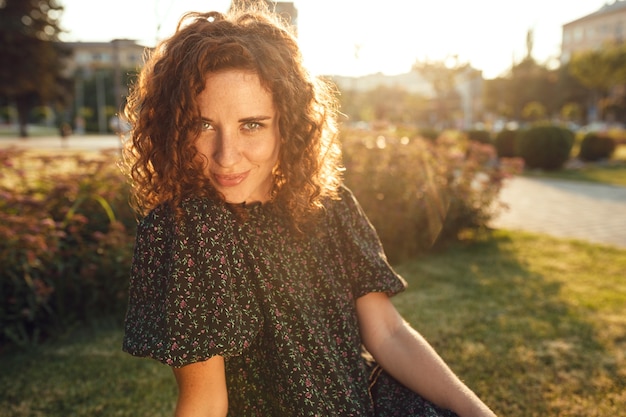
[465,129,492,144]
[494,129,519,158]
[0,149,136,347]
[417,127,440,141]
[341,130,521,263]
[515,125,574,170]
[578,133,617,161]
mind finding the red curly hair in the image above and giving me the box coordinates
[122,4,343,230]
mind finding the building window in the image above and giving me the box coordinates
[574,28,583,41]
[563,31,571,44]
[76,52,91,64]
[92,53,112,63]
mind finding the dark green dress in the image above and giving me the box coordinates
[123,186,457,417]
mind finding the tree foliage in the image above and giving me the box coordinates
[412,56,469,128]
[568,43,626,122]
[0,0,69,137]
[569,43,626,91]
[554,63,591,121]
[483,57,559,122]
[481,29,572,123]
[336,83,429,127]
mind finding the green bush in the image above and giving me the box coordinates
[578,133,617,161]
[515,125,574,170]
[465,129,492,144]
[0,149,136,347]
[494,129,519,158]
[417,127,440,141]
[342,130,521,263]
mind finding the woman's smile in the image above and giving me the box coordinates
[212,171,250,187]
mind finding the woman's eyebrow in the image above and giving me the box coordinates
[199,115,273,123]
[239,115,273,123]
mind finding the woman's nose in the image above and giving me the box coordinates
[213,130,242,167]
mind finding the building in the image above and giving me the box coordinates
[62,39,148,77]
[230,1,298,32]
[66,2,297,76]
[561,0,626,63]
[562,1,626,122]
[60,39,149,133]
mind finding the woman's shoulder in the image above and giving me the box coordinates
[323,184,360,216]
[337,184,357,202]
[138,196,238,236]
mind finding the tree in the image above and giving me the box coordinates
[569,48,617,92]
[0,0,69,137]
[554,62,591,124]
[412,56,468,129]
[362,86,428,125]
[482,28,560,122]
[569,43,626,122]
[483,57,559,122]
[521,101,547,121]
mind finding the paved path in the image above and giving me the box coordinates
[490,176,626,248]
[3,135,626,249]
[0,134,123,151]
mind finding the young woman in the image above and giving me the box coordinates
[121,4,498,417]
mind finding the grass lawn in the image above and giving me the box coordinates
[0,322,176,417]
[523,144,626,187]
[395,230,626,417]
[524,163,626,187]
[0,230,624,417]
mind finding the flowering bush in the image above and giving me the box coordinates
[0,127,522,346]
[0,148,136,347]
[342,129,522,263]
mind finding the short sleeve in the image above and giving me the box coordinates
[332,186,407,298]
[122,198,262,367]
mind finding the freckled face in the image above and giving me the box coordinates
[195,70,281,204]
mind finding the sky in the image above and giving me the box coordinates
[58,0,611,79]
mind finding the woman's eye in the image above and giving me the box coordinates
[243,121,261,131]
[201,120,213,131]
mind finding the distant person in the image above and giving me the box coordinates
[59,122,71,147]
[121,3,498,416]
[74,115,85,135]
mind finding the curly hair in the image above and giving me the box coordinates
[122,4,343,231]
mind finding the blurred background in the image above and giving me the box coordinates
[2,4,626,416]
[1,0,626,138]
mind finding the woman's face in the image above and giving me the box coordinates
[195,69,281,204]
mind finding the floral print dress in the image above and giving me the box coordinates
[123,186,458,417]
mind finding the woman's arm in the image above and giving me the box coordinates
[172,355,228,417]
[357,292,497,417]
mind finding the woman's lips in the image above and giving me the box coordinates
[213,171,249,187]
